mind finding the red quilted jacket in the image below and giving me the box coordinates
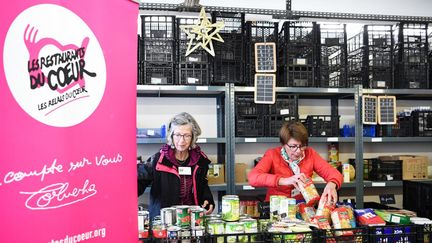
[248,146,343,201]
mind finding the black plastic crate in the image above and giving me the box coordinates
[266,229,315,242]
[269,94,299,116]
[394,22,429,64]
[280,46,316,87]
[141,15,176,39]
[417,223,432,243]
[143,62,175,85]
[178,39,210,64]
[177,18,210,64]
[315,227,368,243]
[211,12,244,85]
[244,21,278,87]
[368,224,418,243]
[266,115,299,137]
[236,117,265,137]
[235,95,268,117]
[178,63,210,85]
[208,232,266,243]
[279,21,316,46]
[394,63,429,89]
[316,23,348,88]
[412,110,432,136]
[212,33,244,85]
[403,180,432,218]
[138,35,144,85]
[143,39,176,62]
[376,124,399,137]
[305,115,340,137]
[370,158,402,181]
[397,116,414,137]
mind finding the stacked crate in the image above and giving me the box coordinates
[177,17,210,85]
[235,94,298,137]
[278,21,317,87]
[394,22,429,89]
[211,12,245,85]
[316,23,348,88]
[140,15,176,85]
[347,25,394,88]
[244,21,279,87]
[137,35,143,84]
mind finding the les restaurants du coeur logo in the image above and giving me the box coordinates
[3,4,106,127]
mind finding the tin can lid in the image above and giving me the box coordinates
[167,226,181,231]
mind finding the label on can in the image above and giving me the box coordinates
[222,195,240,222]
[138,210,150,238]
[225,222,245,243]
[175,206,191,228]
[161,207,176,227]
[207,219,225,235]
[191,208,205,228]
[167,226,181,239]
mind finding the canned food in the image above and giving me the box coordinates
[152,221,167,238]
[179,228,191,243]
[175,205,191,228]
[161,207,177,226]
[225,221,245,243]
[167,225,181,238]
[138,210,150,238]
[191,226,205,237]
[222,195,240,222]
[191,207,205,228]
[258,219,270,232]
[206,219,225,235]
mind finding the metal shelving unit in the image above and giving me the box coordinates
[138,1,432,206]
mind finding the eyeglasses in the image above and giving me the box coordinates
[285,144,306,152]
[173,133,193,141]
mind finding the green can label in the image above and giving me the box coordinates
[222,195,240,222]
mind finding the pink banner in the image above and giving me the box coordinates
[0,1,138,242]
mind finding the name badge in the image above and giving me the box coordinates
[178,166,192,175]
[291,188,300,197]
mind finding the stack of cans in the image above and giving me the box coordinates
[157,205,206,242]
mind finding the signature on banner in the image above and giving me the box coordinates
[0,153,123,210]
[20,179,97,210]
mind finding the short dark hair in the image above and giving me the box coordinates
[279,121,309,146]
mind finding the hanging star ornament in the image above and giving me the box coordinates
[180,7,225,57]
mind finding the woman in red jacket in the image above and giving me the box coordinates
[248,121,343,206]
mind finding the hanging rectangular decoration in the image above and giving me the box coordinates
[0,1,138,242]
[254,42,277,72]
[378,96,397,124]
[362,95,378,124]
[255,74,276,104]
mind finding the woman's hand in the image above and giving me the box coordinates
[278,173,306,190]
[201,200,214,215]
[319,181,338,206]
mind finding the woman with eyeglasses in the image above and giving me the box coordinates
[138,112,214,220]
[248,121,343,206]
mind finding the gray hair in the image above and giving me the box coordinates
[166,112,201,148]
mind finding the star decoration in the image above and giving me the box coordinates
[179,7,225,57]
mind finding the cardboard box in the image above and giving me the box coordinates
[208,164,225,185]
[394,155,428,180]
[235,163,248,183]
